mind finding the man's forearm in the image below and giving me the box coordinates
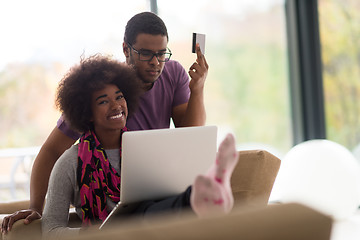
[29,127,76,213]
[182,91,206,126]
[29,153,56,214]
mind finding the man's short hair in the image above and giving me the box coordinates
[124,11,168,45]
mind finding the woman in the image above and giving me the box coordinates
[42,55,238,239]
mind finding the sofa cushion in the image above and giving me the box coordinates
[231,150,281,206]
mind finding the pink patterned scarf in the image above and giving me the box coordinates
[77,128,126,226]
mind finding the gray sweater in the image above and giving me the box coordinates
[42,145,120,239]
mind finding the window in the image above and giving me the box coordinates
[158,0,291,157]
[0,0,148,201]
[318,0,360,155]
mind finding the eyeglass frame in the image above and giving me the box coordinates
[127,43,172,62]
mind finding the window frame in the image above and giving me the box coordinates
[285,0,326,145]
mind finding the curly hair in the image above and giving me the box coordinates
[124,12,168,45]
[56,54,143,133]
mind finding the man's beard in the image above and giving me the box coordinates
[129,58,157,86]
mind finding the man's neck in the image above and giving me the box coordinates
[142,82,155,91]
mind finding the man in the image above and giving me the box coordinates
[1,11,208,233]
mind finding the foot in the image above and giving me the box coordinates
[212,133,239,184]
[190,133,238,218]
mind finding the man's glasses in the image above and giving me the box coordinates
[127,43,172,62]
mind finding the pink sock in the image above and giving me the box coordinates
[190,134,238,218]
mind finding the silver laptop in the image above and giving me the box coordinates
[99,125,217,229]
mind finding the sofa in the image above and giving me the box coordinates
[0,150,332,240]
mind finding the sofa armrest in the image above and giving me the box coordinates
[0,201,81,240]
[231,150,281,207]
[62,203,332,240]
[0,200,29,214]
[2,219,41,240]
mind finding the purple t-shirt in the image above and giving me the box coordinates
[57,60,190,139]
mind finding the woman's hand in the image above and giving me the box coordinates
[1,209,41,234]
